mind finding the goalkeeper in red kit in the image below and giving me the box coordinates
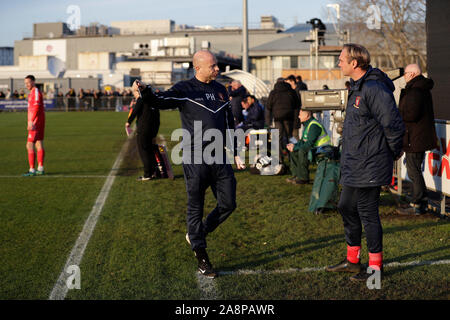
[23,75,46,176]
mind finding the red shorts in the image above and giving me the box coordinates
[27,128,44,143]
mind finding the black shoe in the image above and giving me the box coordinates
[292,178,309,185]
[326,258,361,273]
[314,208,325,215]
[194,248,216,278]
[396,207,426,216]
[350,266,383,282]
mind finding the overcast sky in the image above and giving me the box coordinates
[0,0,334,47]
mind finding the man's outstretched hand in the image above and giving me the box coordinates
[125,122,133,137]
[235,155,246,170]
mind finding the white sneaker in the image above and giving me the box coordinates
[136,176,152,181]
[185,233,191,245]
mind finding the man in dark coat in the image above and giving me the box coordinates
[326,44,405,282]
[125,96,160,181]
[285,75,302,139]
[265,78,301,160]
[397,64,437,215]
[229,80,247,127]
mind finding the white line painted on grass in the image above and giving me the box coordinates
[196,273,219,300]
[216,259,450,277]
[48,136,132,300]
[196,259,450,300]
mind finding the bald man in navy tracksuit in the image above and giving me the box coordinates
[132,51,245,278]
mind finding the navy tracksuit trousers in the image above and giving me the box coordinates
[337,185,383,253]
[183,163,237,250]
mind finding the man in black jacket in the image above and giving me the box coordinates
[125,96,160,181]
[229,80,247,127]
[326,44,404,282]
[397,64,437,215]
[132,50,245,279]
[265,78,301,160]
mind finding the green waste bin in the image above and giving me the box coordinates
[308,146,340,214]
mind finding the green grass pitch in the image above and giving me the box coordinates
[0,111,448,300]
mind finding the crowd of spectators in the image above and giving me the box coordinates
[0,88,134,100]
[0,87,135,111]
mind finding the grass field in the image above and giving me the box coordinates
[0,111,449,300]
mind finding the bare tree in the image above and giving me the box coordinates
[338,0,427,70]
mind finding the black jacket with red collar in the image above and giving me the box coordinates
[341,66,405,187]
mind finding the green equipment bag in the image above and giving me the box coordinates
[308,148,340,213]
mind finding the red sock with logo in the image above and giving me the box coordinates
[28,150,35,169]
[369,252,383,271]
[347,245,361,264]
[37,149,45,167]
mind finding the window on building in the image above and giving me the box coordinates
[282,56,290,69]
[290,56,298,69]
[319,56,337,69]
[298,56,311,69]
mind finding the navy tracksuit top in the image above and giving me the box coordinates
[140,77,236,163]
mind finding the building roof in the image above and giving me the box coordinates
[284,23,337,33]
[250,24,341,56]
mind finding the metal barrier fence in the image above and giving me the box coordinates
[0,96,135,112]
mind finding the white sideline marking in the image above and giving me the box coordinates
[197,259,450,300]
[48,136,131,300]
[216,259,450,277]
[196,273,219,300]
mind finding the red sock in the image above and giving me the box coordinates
[37,149,45,167]
[369,252,383,271]
[28,150,35,169]
[347,245,361,264]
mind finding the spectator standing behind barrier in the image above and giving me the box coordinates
[326,44,404,282]
[229,80,247,127]
[47,89,55,99]
[396,64,437,216]
[265,78,301,161]
[5,89,11,99]
[66,88,76,110]
[286,109,330,185]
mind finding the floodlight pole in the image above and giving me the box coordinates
[242,0,249,72]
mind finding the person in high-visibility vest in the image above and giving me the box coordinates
[286,109,330,184]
